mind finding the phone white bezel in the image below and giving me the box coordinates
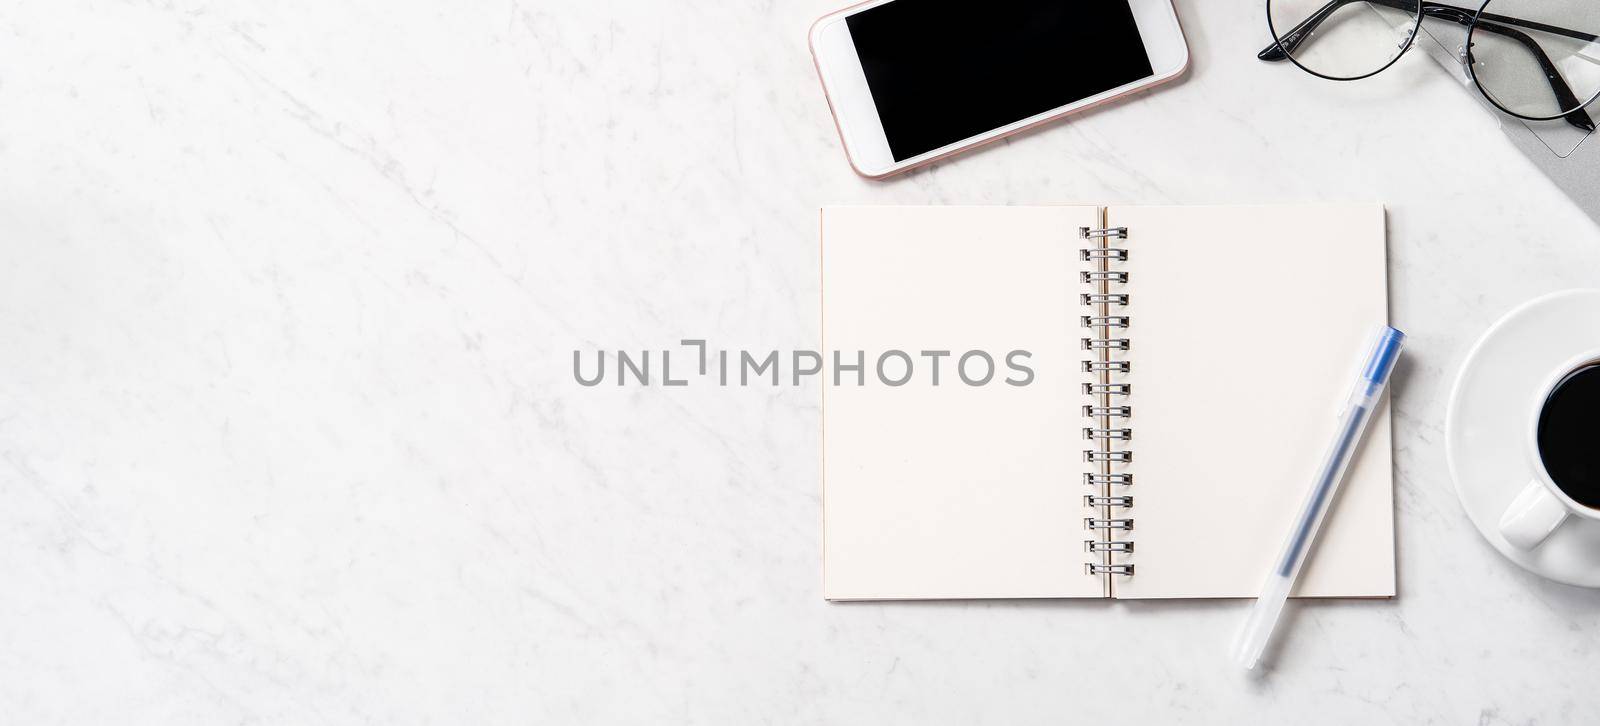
[808,0,1189,179]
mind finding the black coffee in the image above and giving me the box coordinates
[1537,363,1600,509]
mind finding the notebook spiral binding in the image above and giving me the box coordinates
[1079,225,1134,579]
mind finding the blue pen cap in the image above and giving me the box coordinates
[1362,326,1406,386]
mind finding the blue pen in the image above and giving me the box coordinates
[1231,326,1405,670]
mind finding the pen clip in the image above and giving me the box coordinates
[1338,327,1405,417]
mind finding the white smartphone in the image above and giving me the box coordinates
[809,0,1189,179]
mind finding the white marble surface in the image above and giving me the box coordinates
[4,1,1600,723]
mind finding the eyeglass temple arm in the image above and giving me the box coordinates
[1469,7,1600,45]
[1259,0,1596,131]
[1257,0,1358,62]
[1260,0,1600,60]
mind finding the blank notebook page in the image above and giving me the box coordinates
[1108,204,1394,599]
[822,205,1104,600]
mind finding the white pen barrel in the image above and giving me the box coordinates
[1232,327,1404,671]
[1232,575,1293,669]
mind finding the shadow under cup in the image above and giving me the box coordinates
[1536,362,1600,509]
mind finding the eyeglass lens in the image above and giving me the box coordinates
[1469,0,1600,121]
[1268,0,1423,80]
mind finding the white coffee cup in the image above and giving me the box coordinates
[1497,351,1600,550]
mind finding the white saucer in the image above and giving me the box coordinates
[1445,289,1600,587]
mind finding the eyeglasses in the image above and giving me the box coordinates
[1259,0,1600,131]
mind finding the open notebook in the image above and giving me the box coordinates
[821,205,1395,600]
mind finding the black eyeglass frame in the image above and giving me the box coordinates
[1260,0,1600,131]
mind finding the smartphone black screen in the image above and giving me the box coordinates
[846,0,1155,161]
